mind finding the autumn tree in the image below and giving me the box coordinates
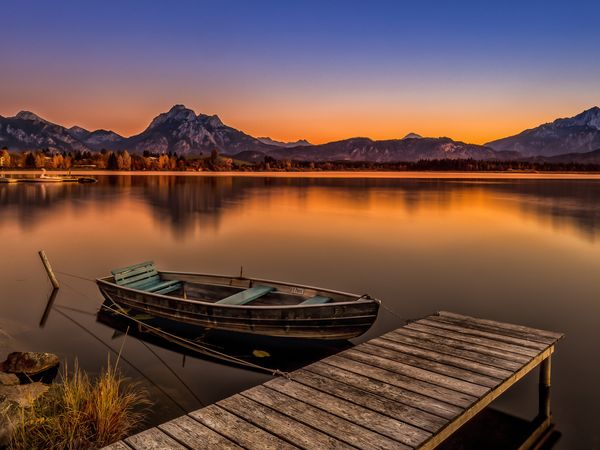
[0,148,10,168]
[121,150,132,170]
[107,152,119,170]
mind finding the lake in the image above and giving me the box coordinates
[1,173,598,449]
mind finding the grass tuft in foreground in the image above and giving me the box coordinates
[9,359,150,450]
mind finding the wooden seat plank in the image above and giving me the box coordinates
[406,322,538,358]
[117,269,159,286]
[306,361,463,419]
[243,385,409,450]
[300,295,332,305]
[189,404,297,450]
[124,428,188,450]
[386,328,524,370]
[218,394,353,449]
[372,336,513,380]
[147,280,181,293]
[290,368,448,432]
[266,376,432,448]
[159,415,242,450]
[216,285,274,305]
[111,261,154,276]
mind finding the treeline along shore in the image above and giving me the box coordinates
[2,147,600,173]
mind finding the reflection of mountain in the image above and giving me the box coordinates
[3,175,600,241]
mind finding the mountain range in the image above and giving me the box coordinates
[1,105,600,163]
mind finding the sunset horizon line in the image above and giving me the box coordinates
[2,103,598,147]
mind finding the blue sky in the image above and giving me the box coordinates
[2,0,599,143]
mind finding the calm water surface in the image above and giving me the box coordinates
[1,174,599,449]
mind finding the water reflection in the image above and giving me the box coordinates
[95,300,351,373]
[1,174,598,448]
[2,175,600,241]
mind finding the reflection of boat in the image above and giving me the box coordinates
[96,261,380,341]
[0,175,18,183]
[96,300,351,372]
[18,169,97,183]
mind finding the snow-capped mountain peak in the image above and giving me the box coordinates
[14,111,47,123]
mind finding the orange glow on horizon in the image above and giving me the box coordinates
[0,101,591,146]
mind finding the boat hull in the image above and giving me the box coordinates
[96,274,380,341]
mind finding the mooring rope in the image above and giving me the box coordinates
[52,303,188,413]
[103,299,290,378]
[55,270,292,378]
[380,302,411,324]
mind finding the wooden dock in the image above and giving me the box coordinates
[104,311,564,450]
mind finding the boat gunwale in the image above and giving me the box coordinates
[96,271,381,310]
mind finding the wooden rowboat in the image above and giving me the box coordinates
[96,261,380,341]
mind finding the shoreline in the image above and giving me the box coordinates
[3,169,600,180]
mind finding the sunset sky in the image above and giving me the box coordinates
[2,0,600,144]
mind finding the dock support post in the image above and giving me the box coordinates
[38,250,60,289]
[539,355,551,419]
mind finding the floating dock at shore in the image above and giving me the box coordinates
[104,311,564,450]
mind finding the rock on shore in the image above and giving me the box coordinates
[0,352,60,375]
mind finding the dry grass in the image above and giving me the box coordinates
[8,359,150,450]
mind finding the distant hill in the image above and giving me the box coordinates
[117,105,276,156]
[486,107,600,157]
[257,137,312,147]
[264,137,518,162]
[3,104,600,163]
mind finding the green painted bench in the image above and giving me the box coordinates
[299,295,332,305]
[111,261,181,295]
[216,285,274,305]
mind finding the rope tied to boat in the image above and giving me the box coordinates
[272,369,292,380]
[53,268,294,377]
[101,298,293,378]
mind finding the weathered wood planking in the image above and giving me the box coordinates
[105,312,563,450]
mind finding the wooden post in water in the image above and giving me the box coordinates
[39,288,59,328]
[38,250,60,289]
[539,356,552,419]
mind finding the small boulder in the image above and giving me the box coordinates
[0,373,19,386]
[0,383,49,407]
[0,352,59,375]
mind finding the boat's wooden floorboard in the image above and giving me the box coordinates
[105,311,564,450]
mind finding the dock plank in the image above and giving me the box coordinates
[266,375,432,447]
[375,335,513,379]
[102,442,132,450]
[218,393,353,449]
[306,361,463,419]
[386,328,524,370]
[342,348,490,397]
[406,322,538,358]
[432,315,557,345]
[291,368,448,432]
[325,354,477,408]
[419,318,548,351]
[159,415,242,449]
[438,311,564,341]
[125,428,188,450]
[243,385,407,450]
[189,404,298,450]
[107,312,564,450]
[361,341,503,388]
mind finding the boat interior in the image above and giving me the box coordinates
[106,261,363,307]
